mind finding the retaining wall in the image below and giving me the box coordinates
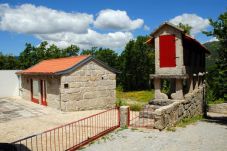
[153,87,204,130]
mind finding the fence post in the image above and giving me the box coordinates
[120,106,130,128]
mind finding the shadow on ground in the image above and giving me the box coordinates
[0,143,31,151]
[203,114,227,126]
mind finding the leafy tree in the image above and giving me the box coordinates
[119,36,155,91]
[0,52,19,69]
[62,45,79,57]
[18,41,80,69]
[80,47,119,69]
[177,23,192,35]
[80,47,97,56]
[95,48,119,69]
[204,11,227,100]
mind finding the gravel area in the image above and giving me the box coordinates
[82,117,227,151]
[0,97,103,142]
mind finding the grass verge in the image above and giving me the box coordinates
[116,90,154,111]
[166,115,203,132]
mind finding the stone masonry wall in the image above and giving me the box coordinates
[153,87,204,130]
[60,61,116,111]
[20,75,61,109]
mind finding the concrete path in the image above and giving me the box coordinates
[82,113,227,151]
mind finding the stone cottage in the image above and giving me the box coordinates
[17,55,117,111]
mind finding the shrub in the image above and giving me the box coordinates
[115,99,127,107]
[129,103,142,111]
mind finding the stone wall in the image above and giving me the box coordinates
[152,87,204,130]
[20,75,61,109]
[209,103,227,114]
[60,61,116,111]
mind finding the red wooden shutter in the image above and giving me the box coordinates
[159,35,176,67]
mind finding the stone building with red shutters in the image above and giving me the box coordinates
[144,22,210,129]
[17,55,117,111]
[146,22,210,101]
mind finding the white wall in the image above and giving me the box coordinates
[0,70,21,97]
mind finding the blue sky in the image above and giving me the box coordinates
[0,0,226,55]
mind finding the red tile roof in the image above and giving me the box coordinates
[17,55,90,75]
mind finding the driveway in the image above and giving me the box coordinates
[82,113,227,151]
[0,97,103,142]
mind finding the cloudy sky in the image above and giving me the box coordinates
[0,0,226,55]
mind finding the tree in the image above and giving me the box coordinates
[95,48,119,69]
[18,42,80,69]
[177,23,192,35]
[119,36,155,91]
[80,47,97,56]
[204,11,227,100]
[0,52,19,69]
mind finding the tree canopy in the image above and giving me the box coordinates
[204,11,227,101]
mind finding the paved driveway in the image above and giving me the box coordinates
[0,97,47,123]
[0,97,102,142]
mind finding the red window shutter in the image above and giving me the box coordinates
[159,35,176,67]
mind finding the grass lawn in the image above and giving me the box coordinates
[116,90,154,111]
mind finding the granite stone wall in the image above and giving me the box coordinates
[60,61,116,111]
[20,75,61,109]
[152,87,204,130]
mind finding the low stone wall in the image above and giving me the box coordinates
[153,87,204,130]
[208,103,227,114]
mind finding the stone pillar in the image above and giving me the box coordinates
[120,106,130,128]
[189,76,194,93]
[198,72,203,88]
[193,74,199,89]
[154,78,168,100]
[171,79,184,100]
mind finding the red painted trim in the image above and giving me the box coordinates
[31,79,39,104]
[159,35,176,67]
[40,80,47,106]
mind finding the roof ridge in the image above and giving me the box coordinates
[42,55,90,62]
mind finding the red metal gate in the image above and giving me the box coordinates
[11,108,120,151]
[129,108,154,128]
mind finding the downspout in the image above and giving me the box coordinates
[59,76,62,111]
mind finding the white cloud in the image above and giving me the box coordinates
[169,13,210,36]
[36,29,133,50]
[143,25,150,31]
[0,4,142,50]
[207,37,219,42]
[0,3,93,34]
[94,9,144,31]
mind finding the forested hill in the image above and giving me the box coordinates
[204,41,220,69]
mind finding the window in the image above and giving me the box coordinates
[64,83,69,89]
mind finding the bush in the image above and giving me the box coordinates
[115,99,127,107]
[129,103,142,111]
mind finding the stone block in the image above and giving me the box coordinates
[83,92,95,99]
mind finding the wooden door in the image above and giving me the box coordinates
[159,35,176,67]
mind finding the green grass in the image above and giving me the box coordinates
[208,98,225,105]
[116,90,154,111]
[166,115,203,132]
[116,90,154,103]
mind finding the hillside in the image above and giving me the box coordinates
[204,41,220,69]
